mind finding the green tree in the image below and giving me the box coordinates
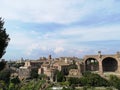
[0,17,10,59]
[0,60,6,71]
[82,71,91,77]
[38,74,47,80]
[0,17,10,72]
[82,72,109,86]
[86,73,109,86]
[8,83,15,90]
[30,68,38,79]
[68,77,80,86]
[0,69,11,83]
[56,70,64,82]
[0,80,6,90]
[68,72,109,87]
[9,77,20,90]
[10,76,20,85]
[109,75,120,89]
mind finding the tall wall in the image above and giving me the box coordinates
[83,52,120,76]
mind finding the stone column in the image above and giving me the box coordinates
[116,52,120,73]
[99,60,103,75]
[117,58,120,73]
[50,70,54,82]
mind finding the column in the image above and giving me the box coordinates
[99,60,103,75]
[117,59,120,73]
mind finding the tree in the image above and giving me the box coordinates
[0,59,6,71]
[82,72,109,86]
[38,74,47,80]
[10,76,20,84]
[9,76,20,90]
[30,68,38,79]
[68,72,110,87]
[0,17,10,71]
[0,80,6,90]
[0,17,10,58]
[8,83,15,90]
[0,69,11,83]
[56,70,64,82]
[109,75,120,89]
[68,77,80,86]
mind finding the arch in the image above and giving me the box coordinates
[102,57,118,72]
[85,58,99,71]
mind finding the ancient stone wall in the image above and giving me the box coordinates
[83,52,120,76]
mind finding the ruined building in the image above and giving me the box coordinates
[82,51,120,77]
[18,51,120,80]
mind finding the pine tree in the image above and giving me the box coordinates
[0,17,10,59]
[0,17,10,71]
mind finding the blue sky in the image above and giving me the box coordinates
[1,0,120,60]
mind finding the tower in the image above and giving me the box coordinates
[98,51,101,58]
[48,55,52,60]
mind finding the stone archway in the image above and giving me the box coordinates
[102,57,118,72]
[85,58,99,71]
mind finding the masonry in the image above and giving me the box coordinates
[18,52,120,80]
[83,51,120,76]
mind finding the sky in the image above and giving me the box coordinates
[0,0,120,60]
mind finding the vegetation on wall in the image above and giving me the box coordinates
[68,72,110,87]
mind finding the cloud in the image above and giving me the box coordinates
[8,31,35,49]
[3,20,120,60]
[1,0,120,60]
[60,24,120,42]
[0,0,84,23]
[1,0,120,24]
[54,47,64,54]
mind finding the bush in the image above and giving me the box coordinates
[68,77,80,86]
[68,72,110,87]
[109,75,120,89]
[81,72,109,86]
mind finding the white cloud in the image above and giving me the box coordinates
[54,47,64,54]
[23,24,120,55]
[26,43,40,55]
[25,43,48,56]
[5,22,120,59]
[1,0,119,24]
[9,32,33,47]
[58,24,120,42]
[2,0,120,60]
[0,0,83,23]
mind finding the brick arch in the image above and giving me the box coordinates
[102,57,118,72]
[84,57,99,63]
[102,56,118,62]
[84,57,99,71]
